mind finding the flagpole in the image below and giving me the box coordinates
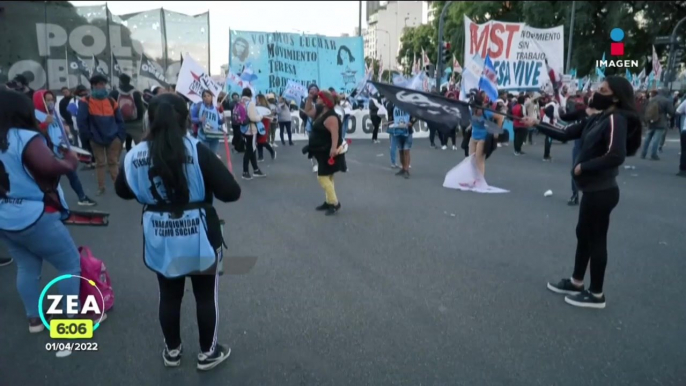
[565,1,576,73]
[65,45,70,89]
[137,52,143,89]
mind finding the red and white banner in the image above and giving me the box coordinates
[463,15,564,90]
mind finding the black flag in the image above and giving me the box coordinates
[139,52,170,87]
[70,50,91,78]
[370,82,472,128]
[112,53,122,79]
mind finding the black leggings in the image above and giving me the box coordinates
[243,134,259,173]
[440,128,456,146]
[513,128,527,153]
[279,121,292,144]
[371,116,381,141]
[157,274,219,353]
[572,187,620,294]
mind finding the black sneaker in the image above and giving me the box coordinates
[567,194,579,206]
[95,188,105,196]
[28,315,53,333]
[395,169,405,176]
[677,171,686,177]
[241,172,252,180]
[253,170,266,178]
[197,344,231,371]
[547,278,584,295]
[289,142,294,146]
[78,197,97,206]
[0,257,13,267]
[316,202,332,211]
[325,203,341,216]
[564,290,606,309]
[403,170,410,179]
[163,345,183,367]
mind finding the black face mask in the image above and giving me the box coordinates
[589,92,615,110]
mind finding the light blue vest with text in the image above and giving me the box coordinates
[197,103,221,141]
[0,128,69,231]
[124,136,219,278]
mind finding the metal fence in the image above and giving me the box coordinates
[0,1,210,91]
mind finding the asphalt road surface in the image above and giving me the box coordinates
[1,132,685,386]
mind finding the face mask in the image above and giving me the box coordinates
[46,101,55,111]
[91,89,108,100]
[589,92,615,110]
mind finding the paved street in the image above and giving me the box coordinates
[1,132,685,386]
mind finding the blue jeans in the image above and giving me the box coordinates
[0,213,81,318]
[201,139,219,153]
[641,128,665,158]
[390,135,398,165]
[571,139,581,196]
[65,170,86,200]
[342,116,349,140]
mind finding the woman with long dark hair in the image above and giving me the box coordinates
[524,76,642,309]
[303,89,345,215]
[0,89,85,332]
[115,93,241,370]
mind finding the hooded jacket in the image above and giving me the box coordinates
[76,91,126,146]
[33,90,66,153]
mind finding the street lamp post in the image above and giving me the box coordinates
[377,28,392,82]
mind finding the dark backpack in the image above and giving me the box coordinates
[231,101,247,126]
[117,91,138,121]
[645,100,660,123]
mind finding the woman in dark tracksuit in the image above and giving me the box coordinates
[116,93,241,370]
[526,76,642,310]
[369,97,381,143]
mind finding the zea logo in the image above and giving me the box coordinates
[595,28,639,68]
[39,274,106,339]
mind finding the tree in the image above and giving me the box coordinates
[397,24,436,69]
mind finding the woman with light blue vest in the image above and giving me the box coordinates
[0,89,81,333]
[116,93,241,371]
[191,90,224,155]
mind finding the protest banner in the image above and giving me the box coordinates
[463,15,564,91]
[176,54,222,105]
[227,30,365,96]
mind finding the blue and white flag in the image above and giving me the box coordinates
[478,54,498,102]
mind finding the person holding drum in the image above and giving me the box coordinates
[35,90,96,206]
[190,90,224,156]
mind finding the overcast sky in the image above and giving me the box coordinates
[72,1,366,74]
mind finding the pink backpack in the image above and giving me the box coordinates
[79,247,114,314]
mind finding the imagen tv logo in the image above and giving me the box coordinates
[595,28,639,68]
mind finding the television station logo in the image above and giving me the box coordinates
[595,28,639,68]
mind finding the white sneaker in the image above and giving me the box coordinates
[441,145,447,150]
[391,163,399,169]
[312,164,318,173]
[452,145,457,150]
[273,143,279,148]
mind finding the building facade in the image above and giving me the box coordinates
[364,1,423,71]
